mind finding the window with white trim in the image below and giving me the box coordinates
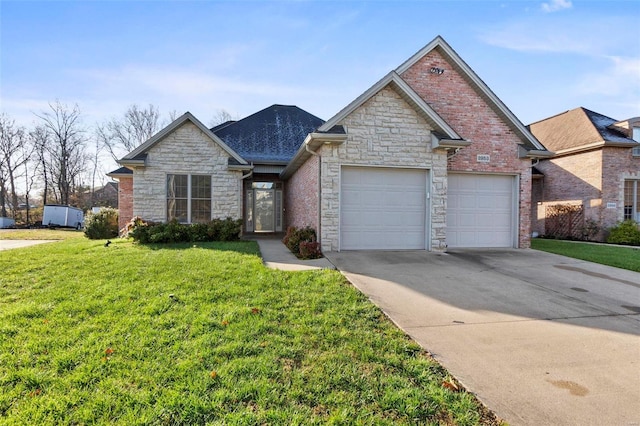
[623,180,640,222]
[167,174,211,223]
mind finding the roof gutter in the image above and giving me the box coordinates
[281,132,347,179]
[549,140,639,157]
[521,148,555,159]
[228,164,253,172]
[118,159,146,167]
[430,133,471,150]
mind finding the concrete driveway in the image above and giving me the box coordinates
[0,239,56,251]
[325,249,640,426]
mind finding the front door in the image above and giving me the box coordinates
[245,182,283,233]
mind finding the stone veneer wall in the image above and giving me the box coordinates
[132,122,243,223]
[317,87,447,252]
[400,48,535,248]
[117,177,133,230]
[285,154,319,232]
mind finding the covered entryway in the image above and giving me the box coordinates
[447,174,516,248]
[245,182,283,233]
[340,166,428,250]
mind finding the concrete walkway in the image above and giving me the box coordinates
[255,238,335,271]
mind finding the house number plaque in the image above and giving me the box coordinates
[477,154,490,163]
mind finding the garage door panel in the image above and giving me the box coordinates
[341,167,427,250]
[447,174,515,248]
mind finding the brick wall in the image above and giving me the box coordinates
[400,48,534,248]
[132,122,242,223]
[317,87,448,252]
[285,154,319,232]
[535,147,640,239]
[117,177,133,231]
[602,147,640,229]
[535,150,603,236]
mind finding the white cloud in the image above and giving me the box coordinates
[479,15,633,56]
[575,56,640,99]
[541,0,572,13]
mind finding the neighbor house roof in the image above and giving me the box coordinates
[106,166,133,178]
[396,35,550,156]
[212,105,325,164]
[528,107,639,156]
[119,112,247,167]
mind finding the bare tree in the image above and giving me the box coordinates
[21,137,37,224]
[30,125,52,206]
[34,101,88,206]
[209,109,238,128]
[167,109,180,123]
[88,133,103,207]
[97,104,161,161]
[0,114,28,218]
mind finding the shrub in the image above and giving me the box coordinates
[122,216,155,243]
[283,226,322,258]
[84,208,119,240]
[125,217,242,244]
[607,220,640,246]
[299,241,322,259]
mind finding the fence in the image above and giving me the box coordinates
[545,204,584,239]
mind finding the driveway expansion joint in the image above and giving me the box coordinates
[403,312,640,329]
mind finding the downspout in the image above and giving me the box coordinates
[241,162,254,180]
[305,140,322,250]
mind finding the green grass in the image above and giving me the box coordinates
[0,238,497,425]
[531,239,640,272]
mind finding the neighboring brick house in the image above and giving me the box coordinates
[528,107,640,240]
[109,35,551,250]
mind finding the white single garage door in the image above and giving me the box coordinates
[341,167,427,250]
[447,174,515,248]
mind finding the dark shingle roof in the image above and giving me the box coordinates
[529,107,637,152]
[107,166,133,176]
[211,105,324,163]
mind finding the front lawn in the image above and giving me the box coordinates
[0,238,497,425]
[531,239,640,272]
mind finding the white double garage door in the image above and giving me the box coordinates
[340,166,516,250]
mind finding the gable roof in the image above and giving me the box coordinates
[397,35,549,155]
[281,72,469,180]
[120,112,247,166]
[528,107,639,155]
[212,105,325,164]
[318,71,463,140]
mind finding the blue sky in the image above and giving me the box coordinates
[2,0,639,133]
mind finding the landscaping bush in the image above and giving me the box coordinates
[607,220,640,246]
[125,217,242,243]
[283,226,322,259]
[84,208,119,240]
[299,241,322,259]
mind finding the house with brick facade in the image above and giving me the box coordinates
[108,35,552,250]
[528,107,640,240]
